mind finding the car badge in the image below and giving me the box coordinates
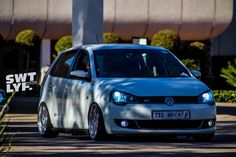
[165,97,174,106]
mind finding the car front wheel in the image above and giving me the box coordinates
[38,104,58,138]
[88,104,107,140]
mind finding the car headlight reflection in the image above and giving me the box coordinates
[111,91,136,105]
[198,91,215,105]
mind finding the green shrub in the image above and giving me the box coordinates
[1,92,15,154]
[189,42,206,51]
[151,29,180,53]
[103,32,121,44]
[220,59,236,88]
[15,29,40,47]
[213,90,236,102]
[55,35,72,53]
[181,59,200,70]
[189,41,207,58]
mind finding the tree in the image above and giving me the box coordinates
[190,41,212,87]
[55,35,72,53]
[15,30,40,74]
[188,41,207,59]
[15,29,40,47]
[103,32,121,44]
[151,29,180,54]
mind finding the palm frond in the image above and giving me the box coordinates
[220,59,236,87]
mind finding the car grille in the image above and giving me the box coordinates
[136,96,198,104]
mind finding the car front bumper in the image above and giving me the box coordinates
[103,102,216,135]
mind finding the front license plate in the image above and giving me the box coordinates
[152,110,190,120]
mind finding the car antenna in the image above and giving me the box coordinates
[96,33,99,44]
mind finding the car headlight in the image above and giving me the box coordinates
[198,91,215,105]
[110,91,136,105]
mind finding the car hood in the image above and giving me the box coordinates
[95,78,209,96]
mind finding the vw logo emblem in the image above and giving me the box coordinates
[165,97,174,106]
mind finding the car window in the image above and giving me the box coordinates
[73,50,90,73]
[94,49,190,78]
[50,51,76,78]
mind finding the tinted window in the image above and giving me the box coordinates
[73,51,90,72]
[94,49,190,78]
[51,52,75,78]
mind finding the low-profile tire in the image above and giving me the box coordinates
[88,103,107,141]
[38,104,58,138]
[193,133,214,142]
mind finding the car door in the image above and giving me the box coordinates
[63,50,93,129]
[49,51,76,128]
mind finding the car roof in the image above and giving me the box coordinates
[68,44,167,52]
[86,44,167,51]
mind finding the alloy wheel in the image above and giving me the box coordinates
[38,105,48,135]
[88,104,100,139]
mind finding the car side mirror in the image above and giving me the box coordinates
[70,70,90,80]
[191,70,201,79]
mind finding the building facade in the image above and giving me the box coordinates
[0,0,235,91]
[0,0,233,41]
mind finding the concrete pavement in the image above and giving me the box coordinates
[3,112,236,157]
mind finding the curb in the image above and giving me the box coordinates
[216,102,236,107]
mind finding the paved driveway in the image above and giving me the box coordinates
[3,104,236,157]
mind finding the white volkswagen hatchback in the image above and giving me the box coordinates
[38,44,216,141]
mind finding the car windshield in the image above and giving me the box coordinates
[94,49,190,78]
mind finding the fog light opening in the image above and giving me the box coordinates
[208,120,214,127]
[121,120,129,128]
